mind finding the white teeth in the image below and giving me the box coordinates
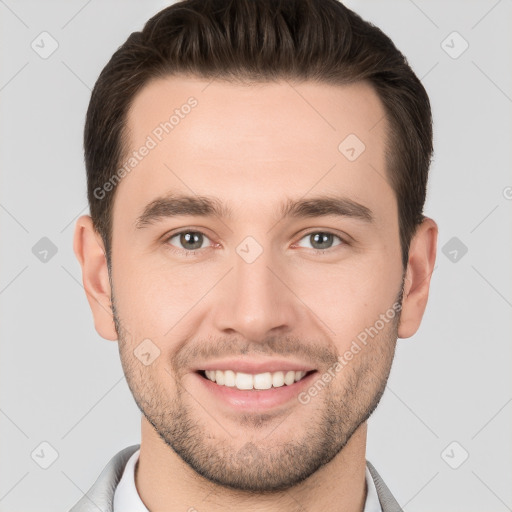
[284,370,296,386]
[224,370,236,387]
[215,370,225,386]
[253,372,272,390]
[235,372,254,390]
[272,371,285,388]
[203,369,308,390]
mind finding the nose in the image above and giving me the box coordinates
[211,243,301,343]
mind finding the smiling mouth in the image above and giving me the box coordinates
[196,369,317,391]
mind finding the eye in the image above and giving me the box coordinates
[295,231,345,252]
[165,230,212,253]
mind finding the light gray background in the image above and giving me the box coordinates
[1,1,511,511]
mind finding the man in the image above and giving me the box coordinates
[71,0,437,510]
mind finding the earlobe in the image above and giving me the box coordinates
[73,215,118,341]
[397,217,438,339]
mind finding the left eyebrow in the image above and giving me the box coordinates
[279,195,375,224]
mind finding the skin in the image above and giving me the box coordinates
[74,76,437,511]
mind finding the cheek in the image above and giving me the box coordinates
[293,256,400,343]
[111,254,211,336]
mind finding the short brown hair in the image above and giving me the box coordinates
[84,0,433,269]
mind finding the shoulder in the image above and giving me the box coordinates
[366,460,404,512]
[68,444,141,512]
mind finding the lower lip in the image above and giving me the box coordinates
[194,371,318,411]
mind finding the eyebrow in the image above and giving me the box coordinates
[135,193,374,229]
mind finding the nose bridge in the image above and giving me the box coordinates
[212,238,297,340]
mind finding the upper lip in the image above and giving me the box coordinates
[195,358,317,374]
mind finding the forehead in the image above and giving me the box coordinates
[116,75,394,227]
[125,75,388,157]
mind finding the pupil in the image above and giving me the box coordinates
[312,232,332,249]
[181,232,202,250]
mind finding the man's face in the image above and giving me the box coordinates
[110,76,404,491]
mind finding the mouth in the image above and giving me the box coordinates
[196,369,317,390]
[194,369,319,411]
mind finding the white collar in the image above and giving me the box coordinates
[113,449,382,511]
[113,448,148,512]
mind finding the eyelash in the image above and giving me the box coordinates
[163,229,348,257]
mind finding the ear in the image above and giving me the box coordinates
[73,215,118,341]
[397,217,438,339]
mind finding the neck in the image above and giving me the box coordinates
[135,417,369,512]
